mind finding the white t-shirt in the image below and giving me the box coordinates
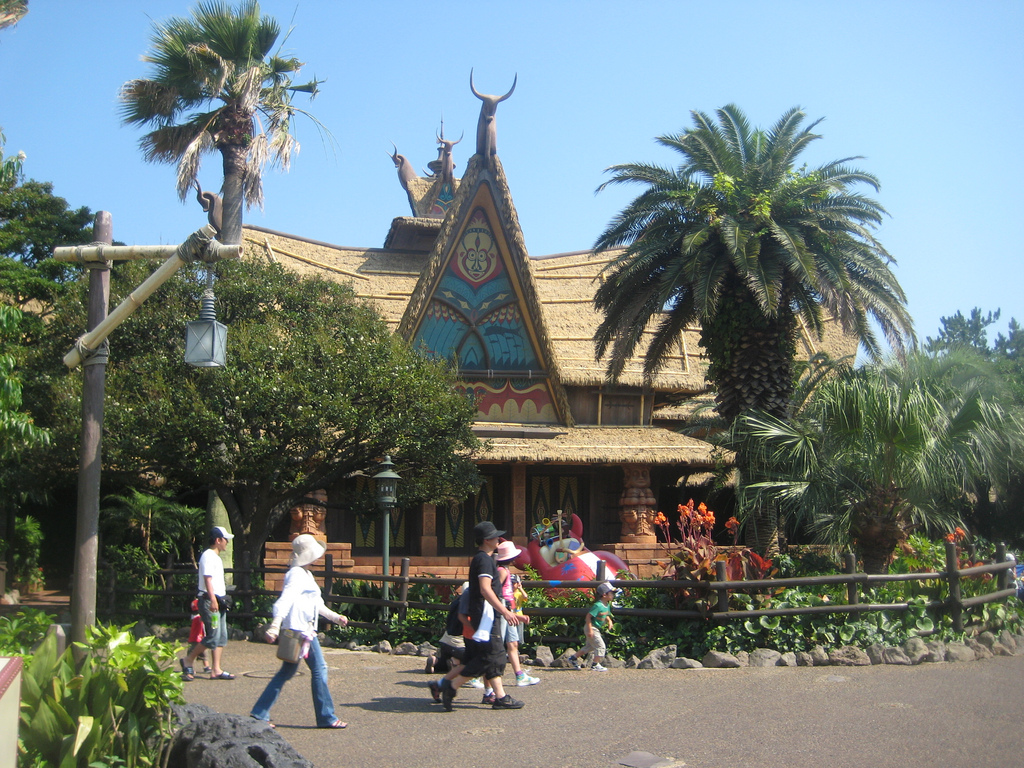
[198,548,227,597]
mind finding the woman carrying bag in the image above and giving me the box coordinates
[251,534,349,729]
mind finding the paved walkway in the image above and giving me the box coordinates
[181,639,1024,768]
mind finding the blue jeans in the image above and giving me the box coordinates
[250,635,336,727]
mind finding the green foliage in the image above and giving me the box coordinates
[120,0,327,241]
[0,609,54,656]
[593,104,912,423]
[19,624,185,768]
[25,257,481,568]
[6,515,44,592]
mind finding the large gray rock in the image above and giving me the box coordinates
[734,650,750,667]
[670,657,703,669]
[167,713,313,768]
[552,649,579,668]
[702,650,741,668]
[809,645,831,666]
[902,637,929,664]
[394,641,419,656]
[795,651,814,667]
[779,652,797,667]
[372,639,393,655]
[967,639,993,660]
[882,646,912,665]
[638,645,676,669]
[604,655,626,669]
[977,631,1013,656]
[748,648,782,667]
[945,642,977,662]
[866,643,886,665]
[828,646,871,666]
[924,640,947,663]
[532,645,555,667]
[998,631,1020,655]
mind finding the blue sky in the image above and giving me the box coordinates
[2,0,1022,346]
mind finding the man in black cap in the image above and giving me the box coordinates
[439,521,524,710]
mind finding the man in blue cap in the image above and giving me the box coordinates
[439,521,524,710]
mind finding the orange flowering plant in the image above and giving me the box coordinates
[655,500,776,610]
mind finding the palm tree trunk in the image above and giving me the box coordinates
[744,504,781,558]
[219,144,246,245]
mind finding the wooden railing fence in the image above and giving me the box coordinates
[99,541,1018,637]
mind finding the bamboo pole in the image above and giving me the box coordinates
[61,226,242,369]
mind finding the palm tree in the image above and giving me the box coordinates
[733,351,1023,573]
[594,105,915,553]
[594,105,914,419]
[120,0,324,244]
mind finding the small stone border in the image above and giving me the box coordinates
[141,623,1024,670]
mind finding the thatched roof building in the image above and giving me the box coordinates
[254,85,856,576]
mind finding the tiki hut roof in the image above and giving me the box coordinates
[474,425,723,466]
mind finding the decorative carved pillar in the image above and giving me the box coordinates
[420,502,438,557]
[512,464,527,541]
[618,465,657,542]
[288,489,328,542]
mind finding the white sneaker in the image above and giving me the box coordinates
[592,663,608,672]
[467,677,485,689]
[516,673,540,686]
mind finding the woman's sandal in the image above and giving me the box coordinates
[321,720,347,729]
[210,671,235,680]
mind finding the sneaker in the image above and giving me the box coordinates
[428,680,441,702]
[491,694,525,709]
[592,663,608,672]
[440,679,456,712]
[467,677,485,689]
[568,656,582,670]
[516,672,540,686]
[481,692,496,705]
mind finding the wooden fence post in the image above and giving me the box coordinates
[398,558,410,622]
[240,549,253,619]
[844,551,859,605]
[996,543,1008,591]
[715,560,728,612]
[323,553,334,599]
[163,552,173,617]
[945,540,963,632]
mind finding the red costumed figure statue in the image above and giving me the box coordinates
[515,510,630,588]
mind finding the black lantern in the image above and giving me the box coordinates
[185,273,226,367]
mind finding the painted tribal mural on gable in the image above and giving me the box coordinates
[411,204,557,423]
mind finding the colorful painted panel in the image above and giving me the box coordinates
[429,182,456,217]
[444,475,494,550]
[458,378,556,423]
[413,207,541,372]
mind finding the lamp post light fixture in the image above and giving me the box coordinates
[373,455,400,616]
[184,271,227,367]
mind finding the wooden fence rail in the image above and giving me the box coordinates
[98,541,1019,636]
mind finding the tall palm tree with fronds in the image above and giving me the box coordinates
[594,105,914,553]
[120,0,324,244]
[733,350,1023,573]
[594,105,914,420]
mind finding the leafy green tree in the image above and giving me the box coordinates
[732,350,1024,572]
[27,258,481,567]
[100,489,206,573]
[594,105,913,417]
[0,304,49,561]
[120,0,324,244]
[593,105,914,553]
[926,308,1024,543]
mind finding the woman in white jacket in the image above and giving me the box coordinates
[250,534,349,728]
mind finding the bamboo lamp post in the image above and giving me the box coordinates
[54,216,241,645]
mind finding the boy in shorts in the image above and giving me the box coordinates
[568,582,614,671]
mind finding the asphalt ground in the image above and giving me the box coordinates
[181,639,1024,768]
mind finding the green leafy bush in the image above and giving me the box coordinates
[19,624,184,768]
[5,515,45,593]
[0,608,53,656]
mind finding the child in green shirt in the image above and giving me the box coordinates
[568,582,614,671]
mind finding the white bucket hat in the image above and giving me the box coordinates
[289,533,326,567]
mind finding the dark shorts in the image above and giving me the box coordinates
[460,624,507,681]
[435,641,466,671]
